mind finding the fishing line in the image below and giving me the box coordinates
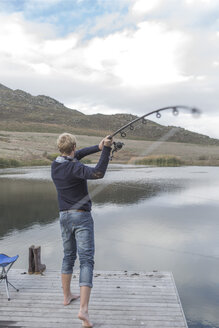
[127,127,180,164]
[109,105,201,160]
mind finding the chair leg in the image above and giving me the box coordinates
[5,276,10,301]
[1,265,19,301]
[7,280,19,292]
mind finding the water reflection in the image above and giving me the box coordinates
[0,176,182,238]
[90,180,181,205]
[93,201,219,328]
[0,166,219,328]
[0,179,58,237]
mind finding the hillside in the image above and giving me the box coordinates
[1,131,219,167]
[0,83,218,145]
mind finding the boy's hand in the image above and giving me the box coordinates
[99,136,113,150]
[103,135,113,148]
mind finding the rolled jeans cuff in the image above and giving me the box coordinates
[79,282,93,288]
[61,270,73,275]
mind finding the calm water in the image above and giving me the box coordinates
[0,165,219,328]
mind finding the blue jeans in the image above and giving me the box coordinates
[59,210,95,288]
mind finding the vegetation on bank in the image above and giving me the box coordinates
[0,157,50,168]
[1,155,219,168]
[135,155,184,167]
[0,158,21,168]
[0,155,186,168]
[0,155,92,168]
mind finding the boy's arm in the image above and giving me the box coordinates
[74,145,100,160]
[72,146,111,180]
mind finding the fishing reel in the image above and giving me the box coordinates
[110,141,124,160]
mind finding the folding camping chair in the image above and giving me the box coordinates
[0,254,19,300]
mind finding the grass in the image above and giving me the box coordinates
[135,155,184,167]
[0,154,92,169]
[0,158,21,168]
[198,155,209,160]
[1,131,219,168]
[0,121,109,137]
[0,157,50,168]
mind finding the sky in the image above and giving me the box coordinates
[0,0,219,138]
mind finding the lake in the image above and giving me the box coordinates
[0,165,219,328]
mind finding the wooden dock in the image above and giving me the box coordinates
[0,269,188,328]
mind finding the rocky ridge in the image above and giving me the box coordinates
[0,83,218,145]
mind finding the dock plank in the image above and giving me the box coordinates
[0,270,188,328]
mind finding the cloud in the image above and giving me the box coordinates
[22,0,63,9]
[131,0,162,16]
[0,11,189,86]
[185,0,217,6]
[1,12,190,83]
[0,0,219,137]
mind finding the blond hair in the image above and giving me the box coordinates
[57,133,77,155]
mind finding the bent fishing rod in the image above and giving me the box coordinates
[108,105,201,160]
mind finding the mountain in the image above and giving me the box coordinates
[0,83,218,145]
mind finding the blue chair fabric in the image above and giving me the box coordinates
[0,253,19,300]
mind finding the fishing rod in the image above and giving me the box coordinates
[108,105,201,160]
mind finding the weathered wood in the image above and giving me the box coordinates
[0,269,188,328]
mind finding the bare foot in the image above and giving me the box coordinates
[63,293,80,306]
[78,310,93,327]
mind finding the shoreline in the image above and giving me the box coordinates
[0,158,219,169]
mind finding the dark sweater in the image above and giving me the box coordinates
[51,145,111,212]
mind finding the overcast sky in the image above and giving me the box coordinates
[0,0,219,138]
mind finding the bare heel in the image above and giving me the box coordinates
[78,311,93,327]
